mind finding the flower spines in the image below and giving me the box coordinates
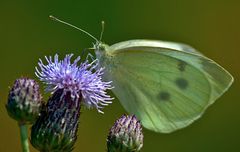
[107,115,144,152]
[31,90,81,152]
[6,78,42,124]
[35,54,113,113]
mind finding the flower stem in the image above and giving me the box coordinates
[18,123,30,152]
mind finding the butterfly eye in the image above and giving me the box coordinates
[98,43,107,51]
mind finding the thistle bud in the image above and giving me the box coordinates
[107,115,144,152]
[31,89,81,152]
[6,78,42,124]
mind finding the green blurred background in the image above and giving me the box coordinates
[0,0,239,151]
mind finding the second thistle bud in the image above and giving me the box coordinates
[6,78,42,124]
[107,115,144,152]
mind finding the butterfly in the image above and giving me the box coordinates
[50,16,234,133]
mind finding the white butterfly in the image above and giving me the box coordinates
[50,16,234,133]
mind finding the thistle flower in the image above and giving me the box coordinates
[31,89,80,152]
[6,78,42,124]
[107,115,144,152]
[35,54,113,113]
[31,53,113,151]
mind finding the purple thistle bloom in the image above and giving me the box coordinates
[35,53,113,113]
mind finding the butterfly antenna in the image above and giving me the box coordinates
[49,15,99,43]
[99,21,105,41]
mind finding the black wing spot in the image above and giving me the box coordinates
[178,61,187,72]
[159,91,170,101]
[175,78,188,89]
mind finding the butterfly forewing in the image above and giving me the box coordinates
[97,40,233,133]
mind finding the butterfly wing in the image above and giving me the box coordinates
[97,40,233,133]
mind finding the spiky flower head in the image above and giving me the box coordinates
[6,78,42,124]
[31,89,80,152]
[107,115,144,152]
[35,54,113,113]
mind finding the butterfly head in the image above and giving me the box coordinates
[94,41,109,52]
[93,42,110,62]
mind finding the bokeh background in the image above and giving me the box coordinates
[0,0,239,151]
